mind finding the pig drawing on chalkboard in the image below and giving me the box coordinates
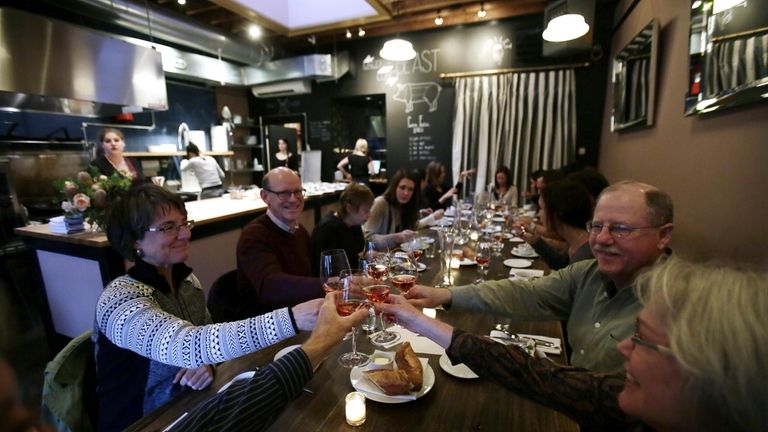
[393,82,441,113]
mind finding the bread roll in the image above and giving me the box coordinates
[365,369,412,395]
[395,342,423,391]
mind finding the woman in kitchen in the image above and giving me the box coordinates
[274,137,299,171]
[336,138,374,185]
[89,128,144,185]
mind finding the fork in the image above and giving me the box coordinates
[494,324,555,347]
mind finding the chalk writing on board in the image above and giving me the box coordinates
[407,115,430,134]
[484,35,513,66]
[393,82,441,113]
[408,135,435,162]
[309,120,332,143]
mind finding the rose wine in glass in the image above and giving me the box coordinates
[391,274,416,293]
[365,283,400,346]
[475,242,491,283]
[336,286,371,368]
[362,285,390,303]
[367,263,389,280]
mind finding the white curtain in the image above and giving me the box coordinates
[451,69,577,201]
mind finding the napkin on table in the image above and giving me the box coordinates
[368,326,445,355]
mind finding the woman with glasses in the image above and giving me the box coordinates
[515,179,594,270]
[363,169,443,249]
[380,256,768,431]
[94,184,323,431]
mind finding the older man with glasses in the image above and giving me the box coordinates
[406,180,674,372]
[236,167,324,317]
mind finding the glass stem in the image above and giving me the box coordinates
[351,326,357,354]
[378,312,386,333]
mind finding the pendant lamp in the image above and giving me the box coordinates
[379,38,416,61]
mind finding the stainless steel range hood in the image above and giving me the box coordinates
[0,7,168,117]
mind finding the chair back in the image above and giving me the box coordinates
[41,330,97,432]
[207,269,240,323]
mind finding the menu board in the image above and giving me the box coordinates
[309,120,332,146]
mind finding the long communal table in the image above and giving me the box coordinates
[128,229,579,432]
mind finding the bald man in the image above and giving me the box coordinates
[236,168,323,316]
[405,181,674,372]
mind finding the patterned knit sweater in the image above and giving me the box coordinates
[94,260,296,431]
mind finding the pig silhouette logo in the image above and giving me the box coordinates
[393,82,441,113]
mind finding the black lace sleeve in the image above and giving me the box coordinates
[446,329,639,431]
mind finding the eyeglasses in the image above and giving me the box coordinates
[585,221,661,239]
[263,188,306,201]
[610,318,673,356]
[146,220,194,236]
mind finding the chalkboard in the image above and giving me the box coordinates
[309,120,332,146]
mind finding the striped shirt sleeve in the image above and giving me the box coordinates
[169,348,313,432]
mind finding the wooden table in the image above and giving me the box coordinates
[128,229,578,432]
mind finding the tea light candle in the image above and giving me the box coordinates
[345,392,366,426]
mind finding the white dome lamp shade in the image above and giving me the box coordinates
[379,38,417,61]
[542,14,590,42]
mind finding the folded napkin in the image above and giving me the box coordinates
[489,331,562,355]
[508,268,545,280]
[368,326,445,355]
[355,357,428,401]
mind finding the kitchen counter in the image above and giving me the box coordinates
[15,185,345,346]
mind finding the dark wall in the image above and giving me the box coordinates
[252,12,612,182]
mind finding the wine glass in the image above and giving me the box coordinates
[389,252,418,295]
[336,278,371,368]
[404,237,424,265]
[362,241,390,281]
[320,249,351,294]
[363,281,401,347]
[475,242,491,283]
[341,268,376,332]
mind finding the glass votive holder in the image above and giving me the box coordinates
[345,391,366,426]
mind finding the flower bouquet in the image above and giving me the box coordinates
[53,168,133,232]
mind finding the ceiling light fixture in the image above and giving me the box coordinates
[308,35,316,45]
[346,29,352,39]
[247,24,262,39]
[177,0,186,5]
[542,13,589,42]
[358,27,365,37]
[435,10,444,26]
[477,3,487,18]
[379,38,416,61]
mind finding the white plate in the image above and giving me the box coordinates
[416,262,427,272]
[491,217,506,223]
[417,236,435,244]
[511,248,539,258]
[217,371,256,394]
[508,236,525,242]
[350,358,435,403]
[274,344,301,361]
[503,258,532,268]
[438,353,478,379]
[458,258,476,266]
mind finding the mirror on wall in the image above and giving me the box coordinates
[611,19,659,132]
[685,0,768,115]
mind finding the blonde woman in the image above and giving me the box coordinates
[381,256,768,431]
[337,138,374,185]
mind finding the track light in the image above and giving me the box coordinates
[435,10,443,26]
[247,24,261,39]
[358,27,365,37]
[346,29,352,39]
[477,3,487,18]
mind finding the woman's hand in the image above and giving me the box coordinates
[432,209,445,220]
[292,298,324,332]
[395,229,416,243]
[174,364,214,390]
